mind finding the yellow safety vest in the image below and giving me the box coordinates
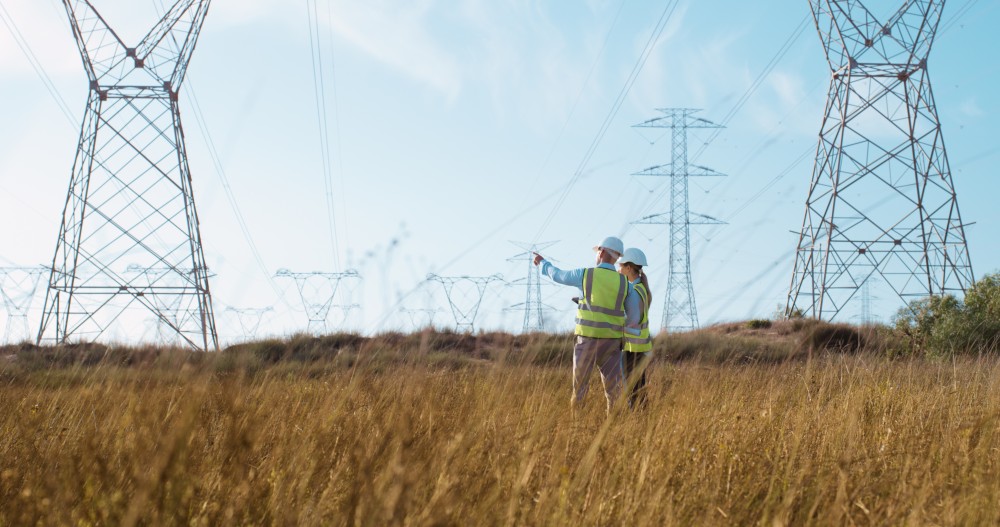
[624,282,652,352]
[575,267,627,339]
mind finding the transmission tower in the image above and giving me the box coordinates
[123,264,211,346]
[0,267,48,344]
[226,307,272,341]
[331,303,361,331]
[787,0,974,320]
[426,274,503,333]
[276,269,360,334]
[38,0,217,350]
[400,307,441,330]
[506,241,557,333]
[860,279,872,325]
[633,108,726,333]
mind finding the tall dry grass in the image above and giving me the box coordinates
[2,340,1000,525]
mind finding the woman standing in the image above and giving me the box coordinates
[618,248,652,409]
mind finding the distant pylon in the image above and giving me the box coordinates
[400,307,440,330]
[125,264,206,346]
[38,0,217,350]
[506,241,557,333]
[0,267,47,344]
[226,307,272,341]
[787,0,974,320]
[426,274,503,333]
[860,280,872,325]
[276,269,360,334]
[633,108,726,333]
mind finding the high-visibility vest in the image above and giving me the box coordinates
[624,282,652,352]
[575,267,627,339]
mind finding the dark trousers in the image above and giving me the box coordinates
[622,351,651,409]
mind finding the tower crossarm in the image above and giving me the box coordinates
[632,164,727,178]
[634,109,724,130]
[632,211,726,226]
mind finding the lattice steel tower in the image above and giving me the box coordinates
[276,269,360,334]
[38,0,217,350]
[633,109,725,333]
[427,274,503,333]
[506,241,556,333]
[786,0,973,319]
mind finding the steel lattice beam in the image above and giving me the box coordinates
[276,269,360,334]
[38,0,217,350]
[427,274,503,333]
[633,109,726,333]
[506,241,557,333]
[786,0,973,320]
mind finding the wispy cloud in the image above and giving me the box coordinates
[325,0,462,100]
[959,97,984,118]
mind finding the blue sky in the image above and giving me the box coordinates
[1,0,998,343]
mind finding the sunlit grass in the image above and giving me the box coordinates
[2,326,999,525]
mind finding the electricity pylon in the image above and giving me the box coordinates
[226,307,272,341]
[787,0,974,320]
[124,264,206,346]
[426,274,503,333]
[38,0,217,350]
[400,307,440,330]
[633,108,725,333]
[276,269,360,334]
[506,241,557,333]
[0,267,47,344]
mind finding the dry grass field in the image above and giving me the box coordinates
[2,323,1000,525]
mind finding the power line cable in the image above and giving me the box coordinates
[940,0,980,34]
[0,0,77,127]
[533,0,681,241]
[147,0,289,307]
[622,14,815,240]
[688,14,811,164]
[515,0,627,208]
[324,0,350,252]
[306,0,342,270]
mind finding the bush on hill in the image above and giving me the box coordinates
[894,272,1000,356]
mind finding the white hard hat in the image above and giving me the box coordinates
[593,236,624,255]
[618,247,648,267]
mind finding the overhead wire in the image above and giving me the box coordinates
[0,0,78,128]
[533,0,681,241]
[621,13,813,238]
[695,0,994,322]
[306,0,343,271]
[148,0,288,305]
[514,0,627,209]
[688,14,811,164]
[369,2,684,333]
[324,0,350,253]
[939,0,980,34]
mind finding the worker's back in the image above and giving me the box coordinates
[575,266,627,339]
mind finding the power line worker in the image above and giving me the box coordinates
[618,248,652,409]
[533,236,641,412]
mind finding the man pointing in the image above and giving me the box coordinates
[533,236,641,412]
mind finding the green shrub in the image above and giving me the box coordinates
[745,319,772,329]
[894,272,1000,356]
